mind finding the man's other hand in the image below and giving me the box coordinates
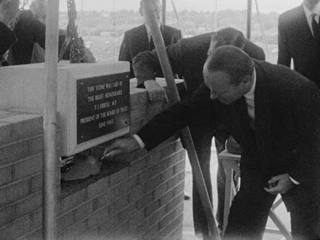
[144,80,168,103]
[264,173,295,195]
[102,136,141,159]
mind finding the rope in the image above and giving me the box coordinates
[254,0,270,59]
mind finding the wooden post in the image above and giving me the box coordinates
[43,0,59,239]
[247,0,252,39]
[162,0,166,25]
[142,1,221,239]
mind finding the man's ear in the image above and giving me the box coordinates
[208,33,220,55]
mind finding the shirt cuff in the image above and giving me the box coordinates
[289,176,300,185]
[132,134,145,149]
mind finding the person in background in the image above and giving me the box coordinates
[118,0,181,79]
[133,27,265,238]
[0,0,19,66]
[104,45,320,240]
[278,0,320,88]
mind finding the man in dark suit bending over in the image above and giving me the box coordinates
[132,27,265,237]
[118,0,181,79]
[278,0,320,87]
[104,46,320,240]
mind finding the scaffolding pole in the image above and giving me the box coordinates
[247,0,252,39]
[43,0,60,239]
[142,1,221,239]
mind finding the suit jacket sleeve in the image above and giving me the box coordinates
[277,14,291,67]
[243,39,265,60]
[137,83,219,150]
[289,81,320,184]
[0,22,17,58]
[133,40,184,87]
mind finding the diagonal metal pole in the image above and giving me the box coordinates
[142,1,221,239]
[43,0,60,239]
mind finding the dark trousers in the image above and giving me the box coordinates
[224,165,277,240]
[291,199,320,240]
[224,165,320,240]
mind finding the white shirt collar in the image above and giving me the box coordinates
[145,23,161,41]
[303,2,320,23]
[244,67,256,100]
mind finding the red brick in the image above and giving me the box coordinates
[0,205,14,228]
[109,168,129,187]
[98,217,116,237]
[159,189,174,206]
[61,219,88,240]
[145,174,162,194]
[74,201,93,223]
[136,192,153,211]
[0,164,13,186]
[160,166,174,182]
[30,173,42,194]
[13,154,43,181]
[144,199,160,218]
[15,191,42,218]
[155,214,183,240]
[58,188,88,215]
[0,214,32,239]
[139,223,159,240]
[87,205,109,229]
[165,195,184,214]
[78,227,99,240]
[129,158,147,176]
[20,227,42,240]
[29,135,44,156]
[92,188,113,212]
[0,140,30,166]
[153,182,168,201]
[145,151,161,167]
[129,184,144,203]
[0,115,43,146]
[173,159,186,175]
[127,210,144,230]
[87,176,110,199]
[57,211,75,234]
[4,179,30,208]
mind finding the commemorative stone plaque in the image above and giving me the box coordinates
[77,73,130,144]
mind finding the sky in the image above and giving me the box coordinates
[58,0,303,13]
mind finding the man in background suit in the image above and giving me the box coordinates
[132,27,265,237]
[104,46,320,240]
[278,0,320,88]
[118,0,181,79]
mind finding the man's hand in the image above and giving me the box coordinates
[144,80,168,103]
[264,173,295,195]
[102,136,141,159]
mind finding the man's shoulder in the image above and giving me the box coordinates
[124,24,145,36]
[162,24,180,33]
[279,5,303,23]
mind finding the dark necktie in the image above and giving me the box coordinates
[312,14,320,39]
[149,35,155,50]
[312,14,320,58]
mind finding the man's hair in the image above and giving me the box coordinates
[205,45,253,85]
[140,0,160,7]
[214,27,246,48]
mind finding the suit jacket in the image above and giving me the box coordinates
[0,22,17,61]
[278,5,320,88]
[137,60,320,211]
[118,24,181,78]
[133,32,265,94]
[4,10,67,65]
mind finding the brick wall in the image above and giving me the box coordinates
[0,81,186,240]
